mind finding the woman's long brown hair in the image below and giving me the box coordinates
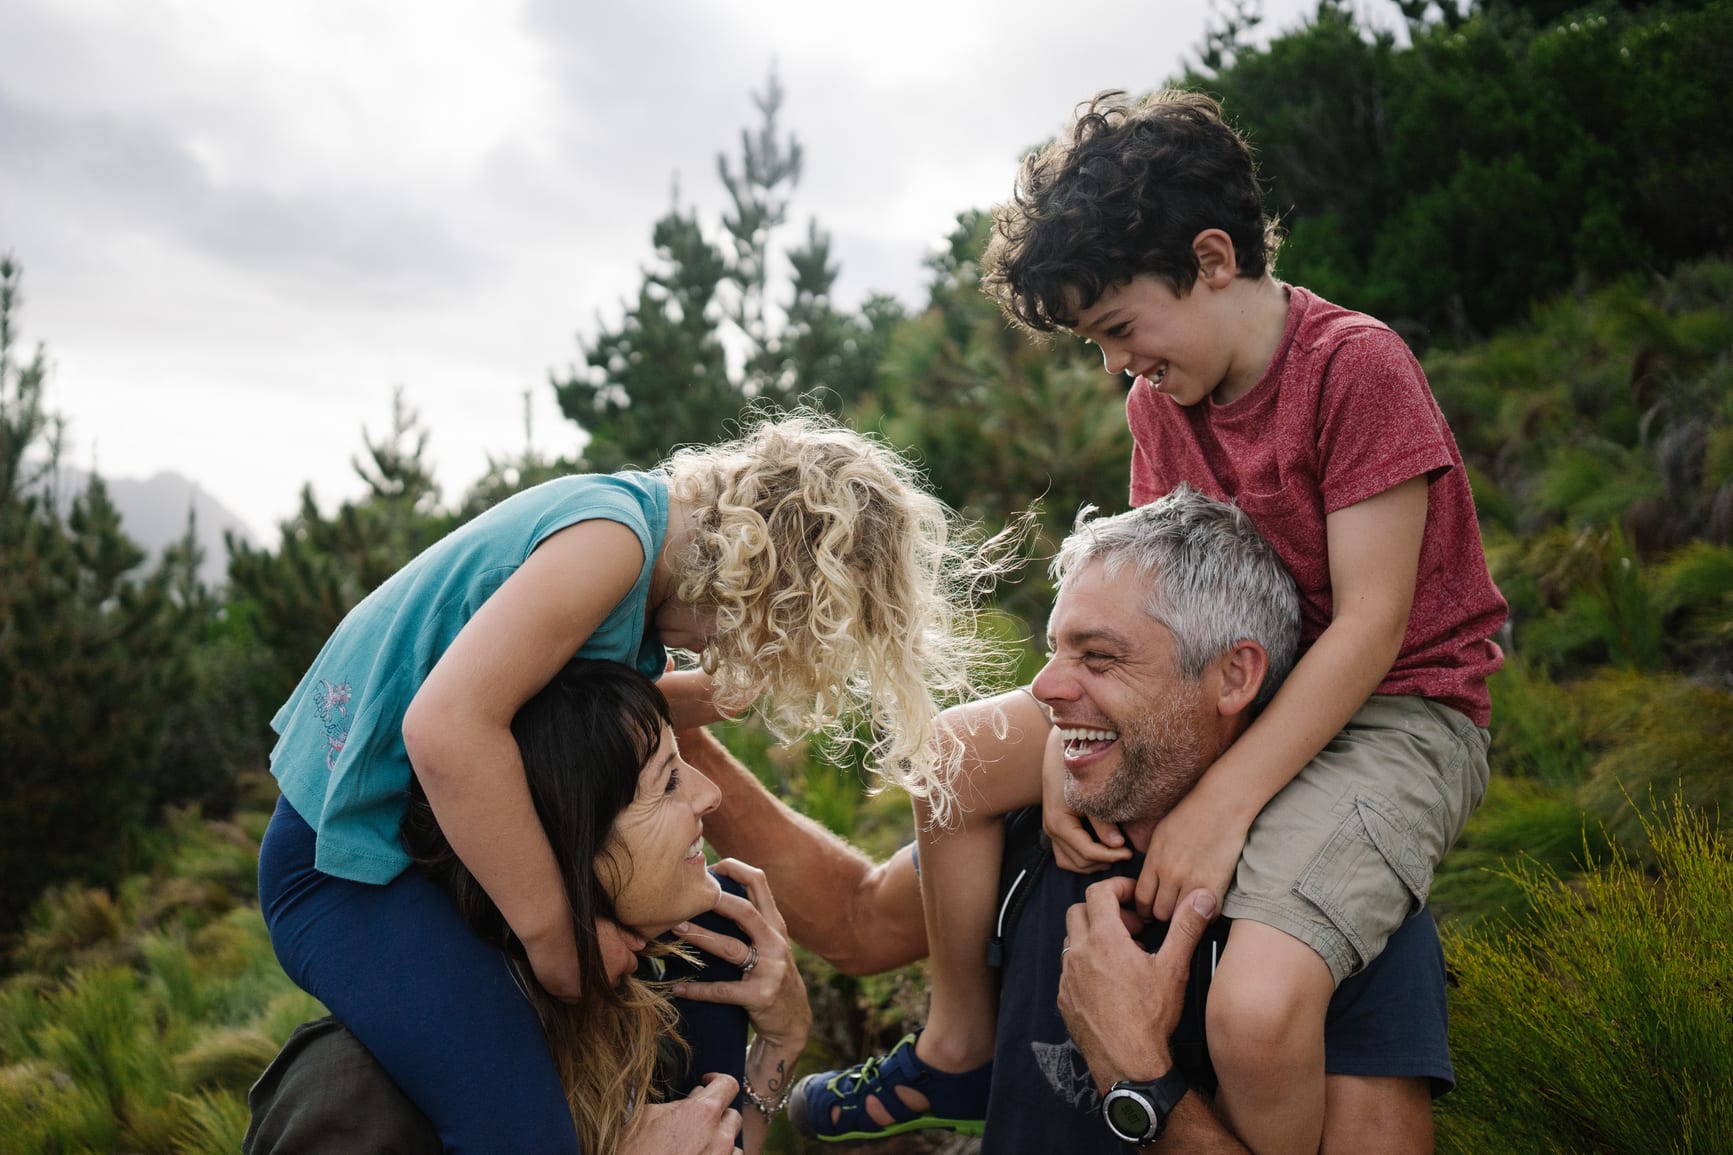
[402,659,687,1152]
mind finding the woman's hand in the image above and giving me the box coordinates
[670,859,810,1051]
[625,1073,742,1154]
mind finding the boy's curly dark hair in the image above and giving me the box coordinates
[981,89,1278,333]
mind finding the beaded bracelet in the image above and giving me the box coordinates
[741,1071,794,1121]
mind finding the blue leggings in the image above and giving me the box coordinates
[259,796,582,1154]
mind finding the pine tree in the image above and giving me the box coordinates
[0,258,188,930]
[551,200,735,471]
[552,69,884,466]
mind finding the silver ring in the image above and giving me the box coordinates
[740,943,759,975]
[1061,946,1071,956]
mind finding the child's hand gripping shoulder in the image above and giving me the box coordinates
[1134,784,1251,922]
[1041,727,1133,873]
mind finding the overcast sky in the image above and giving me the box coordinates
[1,0,1342,543]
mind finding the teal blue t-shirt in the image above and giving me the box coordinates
[268,471,670,884]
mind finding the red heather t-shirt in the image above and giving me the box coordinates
[1127,286,1507,726]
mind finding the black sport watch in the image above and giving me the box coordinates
[1102,1067,1189,1145]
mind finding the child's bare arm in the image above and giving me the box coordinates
[1133,476,1428,919]
[1042,727,1132,872]
[403,520,646,998]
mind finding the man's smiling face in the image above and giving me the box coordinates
[1030,560,1221,826]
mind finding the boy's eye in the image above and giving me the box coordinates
[1105,324,1129,339]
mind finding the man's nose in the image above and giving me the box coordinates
[1030,659,1073,707]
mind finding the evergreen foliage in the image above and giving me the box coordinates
[0,259,198,933]
[553,70,889,470]
[224,388,455,705]
[1437,803,1733,1154]
[0,800,321,1155]
[1200,0,1732,340]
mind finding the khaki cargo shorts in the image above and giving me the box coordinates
[1220,695,1489,984]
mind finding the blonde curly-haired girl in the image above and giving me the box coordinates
[258,410,1004,1154]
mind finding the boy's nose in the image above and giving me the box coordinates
[1099,343,1134,376]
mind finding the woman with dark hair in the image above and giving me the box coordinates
[259,660,809,1153]
[257,412,1008,1153]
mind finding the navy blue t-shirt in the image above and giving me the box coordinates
[982,840,1454,1153]
[656,874,753,1148]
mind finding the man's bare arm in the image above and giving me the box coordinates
[679,726,929,975]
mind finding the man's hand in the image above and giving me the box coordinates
[1059,878,1217,1091]
[660,668,729,730]
[1134,790,1247,921]
[625,1073,742,1154]
[1042,728,1132,873]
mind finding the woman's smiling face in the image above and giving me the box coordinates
[599,724,722,937]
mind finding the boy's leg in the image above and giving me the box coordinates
[259,796,581,1155]
[1206,921,1333,1155]
[1207,696,1485,1155]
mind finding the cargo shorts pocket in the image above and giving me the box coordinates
[1293,790,1435,977]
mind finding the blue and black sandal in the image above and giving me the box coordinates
[787,1032,991,1143]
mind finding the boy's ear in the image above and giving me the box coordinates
[1211,639,1268,718]
[1192,230,1240,289]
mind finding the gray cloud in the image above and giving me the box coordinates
[0,84,491,305]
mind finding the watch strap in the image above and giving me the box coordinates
[1102,1066,1189,1144]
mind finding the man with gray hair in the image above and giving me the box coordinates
[697,485,1453,1151]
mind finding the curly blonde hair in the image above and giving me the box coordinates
[664,411,1013,823]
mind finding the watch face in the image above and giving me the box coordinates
[1105,1091,1154,1141]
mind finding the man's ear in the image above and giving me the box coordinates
[1192,229,1240,290]
[1212,639,1268,717]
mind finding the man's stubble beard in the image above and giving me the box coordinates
[1063,682,1217,827]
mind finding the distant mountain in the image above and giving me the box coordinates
[41,467,259,589]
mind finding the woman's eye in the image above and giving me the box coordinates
[663,768,681,795]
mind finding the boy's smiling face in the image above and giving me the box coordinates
[1067,229,1284,409]
[1071,274,1235,408]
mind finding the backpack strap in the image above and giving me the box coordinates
[987,806,1051,969]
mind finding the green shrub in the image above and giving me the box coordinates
[0,807,319,1154]
[1575,673,1733,862]
[1487,656,1591,783]
[1430,775,1602,928]
[1438,802,1733,1154]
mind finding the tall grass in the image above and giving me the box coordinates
[1437,803,1733,1155]
[0,809,321,1155]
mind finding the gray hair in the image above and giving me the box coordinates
[1050,485,1300,709]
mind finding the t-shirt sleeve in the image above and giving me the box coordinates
[1315,329,1455,514]
[529,483,653,566]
